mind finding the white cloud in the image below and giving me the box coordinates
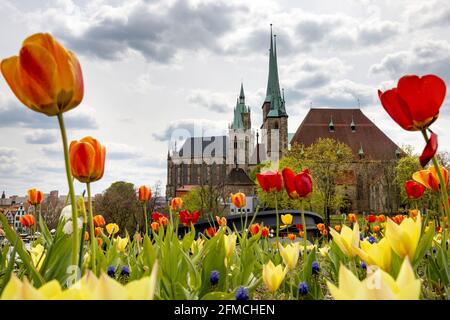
[24,130,58,144]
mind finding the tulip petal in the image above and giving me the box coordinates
[378,89,414,130]
[419,132,437,167]
[69,141,96,182]
[398,74,446,126]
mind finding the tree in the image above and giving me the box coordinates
[182,186,225,218]
[302,138,354,225]
[253,138,353,224]
[93,181,142,235]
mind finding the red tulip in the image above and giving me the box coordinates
[366,214,377,223]
[282,168,313,199]
[179,210,200,227]
[138,185,152,202]
[261,227,269,238]
[295,223,303,231]
[404,180,426,199]
[378,74,446,131]
[419,132,438,167]
[20,214,35,228]
[249,223,260,236]
[151,212,164,221]
[205,227,217,237]
[256,171,282,193]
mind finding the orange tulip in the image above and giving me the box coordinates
[151,222,160,231]
[348,213,357,223]
[317,223,325,231]
[334,225,342,232]
[373,225,381,233]
[159,216,169,226]
[69,137,106,183]
[287,233,296,240]
[170,197,183,211]
[409,209,419,218]
[299,231,305,238]
[138,185,151,202]
[412,166,448,192]
[1,33,84,116]
[261,227,270,238]
[93,215,106,228]
[377,214,386,223]
[215,216,227,227]
[321,229,329,236]
[84,231,89,241]
[27,188,44,205]
[20,214,35,228]
[94,227,102,237]
[231,192,246,209]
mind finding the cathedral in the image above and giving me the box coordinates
[165,25,403,214]
[166,26,288,198]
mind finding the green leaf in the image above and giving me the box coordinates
[201,291,235,300]
[0,214,44,286]
[413,222,435,268]
[0,244,17,296]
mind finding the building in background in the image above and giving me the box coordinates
[290,108,402,213]
[166,26,288,200]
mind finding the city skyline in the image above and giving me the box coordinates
[1,0,450,196]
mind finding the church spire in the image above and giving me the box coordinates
[239,82,245,103]
[265,25,286,118]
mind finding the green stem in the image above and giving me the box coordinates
[275,194,280,246]
[86,182,96,275]
[301,200,307,255]
[57,113,78,267]
[143,203,148,236]
[421,129,450,224]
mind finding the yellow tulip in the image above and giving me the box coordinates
[318,245,330,257]
[385,213,421,260]
[327,257,420,300]
[262,260,287,293]
[115,236,129,252]
[281,214,293,225]
[106,223,119,235]
[329,222,360,257]
[2,262,159,300]
[190,237,204,255]
[1,275,62,300]
[354,238,392,272]
[278,242,299,271]
[224,233,237,258]
[29,244,45,271]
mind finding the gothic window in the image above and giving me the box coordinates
[357,174,364,200]
[245,137,249,164]
[177,166,181,185]
[274,122,279,129]
[182,163,188,185]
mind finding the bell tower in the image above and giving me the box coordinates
[261,25,288,161]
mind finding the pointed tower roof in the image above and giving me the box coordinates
[265,26,287,118]
[231,83,249,130]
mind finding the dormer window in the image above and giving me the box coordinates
[329,116,335,132]
[350,116,356,132]
[358,144,365,160]
[395,148,401,159]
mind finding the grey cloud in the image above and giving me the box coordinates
[107,143,143,160]
[187,91,230,113]
[152,118,227,142]
[0,147,17,157]
[0,99,98,130]
[369,40,450,82]
[407,1,450,29]
[24,130,58,144]
[57,0,245,63]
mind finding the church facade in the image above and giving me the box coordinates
[166,26,288,198]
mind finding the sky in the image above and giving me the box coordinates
[1,0,450,197]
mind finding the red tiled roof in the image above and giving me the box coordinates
[290,108,401,161]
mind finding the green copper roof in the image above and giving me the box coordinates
[231,83,249,130]
[265,25,287,118]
